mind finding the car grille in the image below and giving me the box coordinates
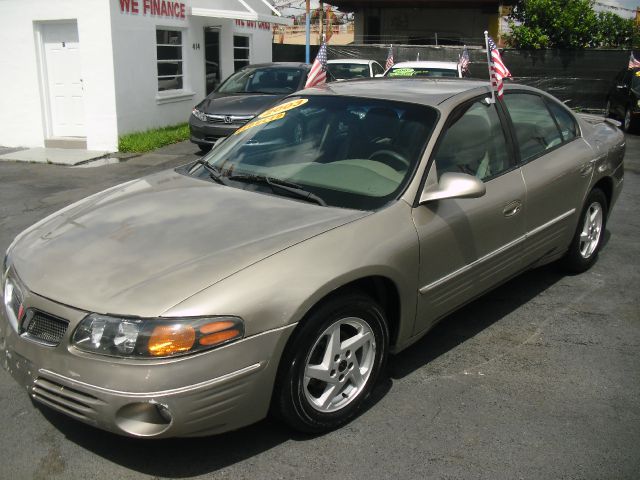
[21,310,69,346]
[204,114,253,125]
[32,376,103,423]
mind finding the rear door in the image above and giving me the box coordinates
[412,97,526,334]
[502,92,594,267]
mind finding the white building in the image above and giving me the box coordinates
[0,0,291,152]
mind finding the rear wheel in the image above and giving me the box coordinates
[562,188,607,273]
[273,293,389,433]
[623,108,637,133]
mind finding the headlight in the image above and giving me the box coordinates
[72,314,244,358]
[192,108,208,122]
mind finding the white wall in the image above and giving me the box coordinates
[0,0,118,151]
[111,0,274,135]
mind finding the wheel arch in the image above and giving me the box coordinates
[592,177,613,212]
[293,275,403,349]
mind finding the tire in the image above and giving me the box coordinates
[561,188,608,273]
[272,293,389,434]
[622,107,638,133]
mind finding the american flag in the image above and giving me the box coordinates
[629,52,640,69]
[459,46,470,76]
[488,36,511,99]
[385,44,394,70]
[305,42,328,88]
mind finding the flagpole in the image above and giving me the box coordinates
[484,31,496,104]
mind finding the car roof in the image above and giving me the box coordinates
[301,78,490,106]
[327,59,375,65]
[390,61,459,70]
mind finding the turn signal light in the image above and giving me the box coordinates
[199,320,242,346]
[148,324,196,356]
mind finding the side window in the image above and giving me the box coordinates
[434,100,512,181]
[503,93,563,162]
[372,62,384,76]
[546,100,578,142]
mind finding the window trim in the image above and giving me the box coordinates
[156,28,185,93]
[233,34,251,72]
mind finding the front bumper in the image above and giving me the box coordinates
[188,116,240,146]
[0,282,295,438]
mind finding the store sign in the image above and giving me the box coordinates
[235,19,271,30]
[119,0,186,19]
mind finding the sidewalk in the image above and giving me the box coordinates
[0,140,203,168]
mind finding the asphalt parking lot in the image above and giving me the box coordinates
[0,137,639,480]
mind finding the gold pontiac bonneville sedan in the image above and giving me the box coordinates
[1,79,625,437]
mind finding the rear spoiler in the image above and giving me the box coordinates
[577,113,621,128]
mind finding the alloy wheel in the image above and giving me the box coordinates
[303,317,376,413]
[579,202,603,259]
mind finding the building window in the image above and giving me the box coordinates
[157,29,183,91]
[233,35,250,71]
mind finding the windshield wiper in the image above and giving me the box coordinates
[228,174,326,206]
[193,158,227,185]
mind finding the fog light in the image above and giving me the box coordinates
[115,402,173,437]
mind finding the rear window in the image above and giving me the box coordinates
[217,67,303,95]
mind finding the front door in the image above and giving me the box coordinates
[42,22,85,138]
[204,28,221,95]
[413,98,526,334]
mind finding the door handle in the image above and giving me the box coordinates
[503,200,522,217]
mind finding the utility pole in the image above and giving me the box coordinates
[305,0,311,63]
[319,1,324,43]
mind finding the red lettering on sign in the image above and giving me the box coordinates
[120,0,185,19]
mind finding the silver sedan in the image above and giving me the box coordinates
[1,79,624,437]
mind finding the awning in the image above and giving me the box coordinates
[191,0,293,26]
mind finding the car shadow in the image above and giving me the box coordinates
[37,262,570,477]
[389,263,564,380]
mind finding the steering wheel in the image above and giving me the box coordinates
[369,149,410,171]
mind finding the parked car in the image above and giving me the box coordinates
[1,79,624,438]
[385,60,462,78]
[189,62,310,152]
[605,67,640,132]
[326,59,385,80]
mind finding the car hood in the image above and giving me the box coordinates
[198,93,285,116]
[9,169,367,317]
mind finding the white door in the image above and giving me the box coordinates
[42,22,85,138]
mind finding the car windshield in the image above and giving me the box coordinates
[216,67,304,94]
[387,67,458,78]
[194,95,438,210]
[327,63,370,80]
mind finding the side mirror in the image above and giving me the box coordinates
[419,172,486,204]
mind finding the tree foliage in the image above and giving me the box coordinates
[505,0,639,49]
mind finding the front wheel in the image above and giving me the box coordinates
[273,293,389,433]
[561,188,607,273]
